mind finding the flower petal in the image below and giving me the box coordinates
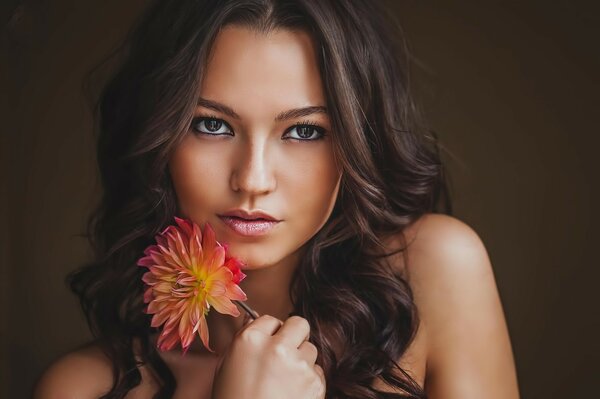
[174,229,193,268]
[174,216,194,238]
[147,299,170,314]
[139,217,251,355]
[137,255,156,267]
[225,283,248,301]
[207,279,227,296]
[201,222,217,265]
[179,306,196,352]
[151,307,173,327]
[207,246,226,275]
[207,294,240,317]
[157,329,180,351]
[143,287,154,303]
[189,228,203,273]
[142,272,157,285]
[198,315,213,353]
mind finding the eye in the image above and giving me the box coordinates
[190,116,233,136]
[283,121,327,141]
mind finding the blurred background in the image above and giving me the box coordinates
[1,0,598,398]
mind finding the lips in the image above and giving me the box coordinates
[217,208,281,237]
[218,215,280,237]
[219,208,280,222]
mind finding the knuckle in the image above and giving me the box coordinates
[271,341,289,358]
[302,341,318,358]
[239,327,264,345]
[290,315,310,331]
[306,341,318,353]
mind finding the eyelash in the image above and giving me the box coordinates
[190,114,328,142]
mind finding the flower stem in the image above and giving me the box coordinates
[234,300,259,320]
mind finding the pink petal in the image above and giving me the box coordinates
[137,255,156,267]
[201,222,217,263]
[175,274,197,286]
[143,287,154,303]
[142,272,157,285]
[143,244,160,256]
[157,329,179,351]
[154,281,173,294]
[147,299,170,314]
[189,232,203,272]
[190,303,202,327]
[206,266,233,287]
[151,308,172,327]
[174,216,195,239]
[173,229,193,267]
[162,301,187,329]
[149,251,169,267]
[156,231,169,247]
[198,315,213,353]
[207,279,227,296]
[207,246,226,275]
[207,294,240,317]
[164,246,186,269]
[178,307,195,349]
[156,245,183,269]
[225,283,247,301]
[149,265,177,277]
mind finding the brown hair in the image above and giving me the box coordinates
[67,0,452,397]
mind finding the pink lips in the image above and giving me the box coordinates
[218,216,280,237]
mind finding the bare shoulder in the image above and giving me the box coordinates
[33,340,161,399]
[32,343,114,399]
[397,213,520,398]
[400,212,492,281]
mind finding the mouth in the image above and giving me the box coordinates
[217,215,280,237]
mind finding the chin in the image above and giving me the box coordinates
[239,251,284,270]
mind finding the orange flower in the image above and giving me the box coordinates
[137,216,248,354]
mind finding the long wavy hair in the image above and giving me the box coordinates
[66,0,453,398]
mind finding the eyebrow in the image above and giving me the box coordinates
[197,97,328,122]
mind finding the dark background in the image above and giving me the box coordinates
[1,1,598,398]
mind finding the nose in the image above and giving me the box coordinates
[230,137,276,197]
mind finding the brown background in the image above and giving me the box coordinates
[1,1,598,398]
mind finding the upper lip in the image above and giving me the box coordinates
[219,209,281,222]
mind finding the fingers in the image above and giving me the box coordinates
[274,315,310,348]
[298,340,318,364]
[242,314,283,336]
[313,364,326,399]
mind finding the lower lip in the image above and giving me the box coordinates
[218,216,280,237]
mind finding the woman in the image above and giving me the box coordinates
[33,0,520,398]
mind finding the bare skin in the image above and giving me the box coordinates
[32,24,520,399]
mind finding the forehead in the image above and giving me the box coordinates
[200,25,326,115]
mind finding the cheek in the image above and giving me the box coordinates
[168,141,228,215]
[283,150,341,230]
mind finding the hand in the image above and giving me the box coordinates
[210,314,326,399]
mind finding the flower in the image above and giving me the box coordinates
[137,216,248,354]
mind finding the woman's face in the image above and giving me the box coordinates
[168,25,342,270]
